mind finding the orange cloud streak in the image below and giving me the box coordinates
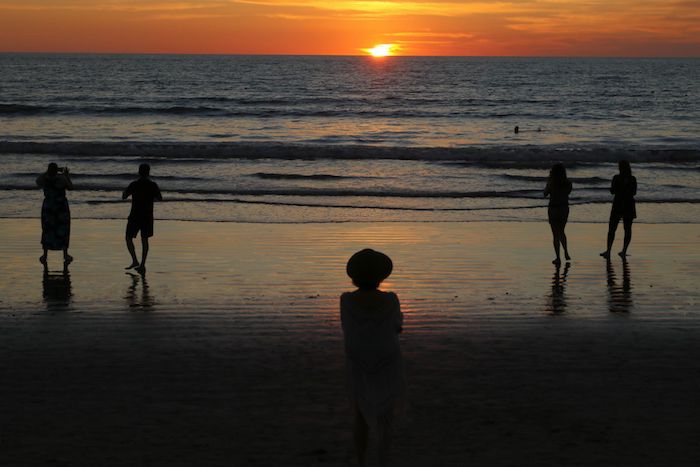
[0,0,698,56]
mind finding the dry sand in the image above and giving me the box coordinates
[1,219,700,466]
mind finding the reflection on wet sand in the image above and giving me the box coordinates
[42,264,72,311]
[125,272,154,310]
[546,262,570,314]
[607,259,633,313]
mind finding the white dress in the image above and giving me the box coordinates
[340,290,404,425]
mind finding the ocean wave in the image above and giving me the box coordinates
[81,197,700,210]
[0,183,543,199]
[4,171,203,181]
[502,174,610,184]
[248,172,356,181]
[2,141,698,164]
[85,197,545,211]
[0,102,553,119]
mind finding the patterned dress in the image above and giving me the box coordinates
[38,175,71,250]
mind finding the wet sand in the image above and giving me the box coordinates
[1,219,700,466]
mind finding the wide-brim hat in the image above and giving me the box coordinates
[346,249,393,284]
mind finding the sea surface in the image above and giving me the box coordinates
[1,54,699,223]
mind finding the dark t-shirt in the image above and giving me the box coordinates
[124,178,162,221]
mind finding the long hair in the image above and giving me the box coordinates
[618,160,632,177]
[548,163,568,189]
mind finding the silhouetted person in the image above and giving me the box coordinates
[36,162,73,266]
[607,257,633,312]
[544,163,572,265]
[601,160,637,259]
[123,163,162,274]
[546,262,570,314]
[42,262,72,311]
[514,125,519,134]
[341,249,403,467]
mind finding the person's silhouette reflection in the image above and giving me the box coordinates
[546,262,570,314]
[125,271,154,310]
[606,258,633,313]
[42,263,72,311]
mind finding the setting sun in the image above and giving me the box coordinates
[365,44,397,57]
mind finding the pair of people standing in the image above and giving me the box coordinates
[544,160,637,264]
[37,163,162,274]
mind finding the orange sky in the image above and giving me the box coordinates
[0,0,699,56]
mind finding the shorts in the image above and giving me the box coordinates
[126,218,154,238]
[548,205,569,225]
[610,202,636,225]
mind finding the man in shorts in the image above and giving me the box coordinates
[123,163,162,274]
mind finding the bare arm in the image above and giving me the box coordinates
[543,180,551,198]
[122,184,132,200]
[154,184,163,202]
[63,169,73,190]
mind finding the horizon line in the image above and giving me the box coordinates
[1,51,699,59]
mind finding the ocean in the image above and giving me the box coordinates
[1,54,698,223]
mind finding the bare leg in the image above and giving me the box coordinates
[353,407,368,466]
[125,234,139,269]
[377,411,394,467]
[136,236,149,273]
[40,247,48,264]
[550,224,561,264]
[601,219,618,259]
[63,247,73,264]
[559,222,571,260]
[620,220,633,257]
[561,231,571,261]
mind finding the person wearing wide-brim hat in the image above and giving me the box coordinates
[341,249,403,467]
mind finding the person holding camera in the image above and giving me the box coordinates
[36,162,74,266]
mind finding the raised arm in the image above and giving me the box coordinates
[63,169,73,190]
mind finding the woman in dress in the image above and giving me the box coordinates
[544,163,572,265]
[36,162,73,265]
[341,249,403,467]
[601,160,637,259]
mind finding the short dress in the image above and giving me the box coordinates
[544,179,572,224]
[38,175,71,250]
[340,290,404,429]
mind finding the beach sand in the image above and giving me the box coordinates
[1,219,700,466]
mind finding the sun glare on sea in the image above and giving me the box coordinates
[365,44,396,57]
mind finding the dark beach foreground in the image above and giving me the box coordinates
[1,219,699,466]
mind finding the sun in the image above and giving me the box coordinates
[364,44,397,57]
